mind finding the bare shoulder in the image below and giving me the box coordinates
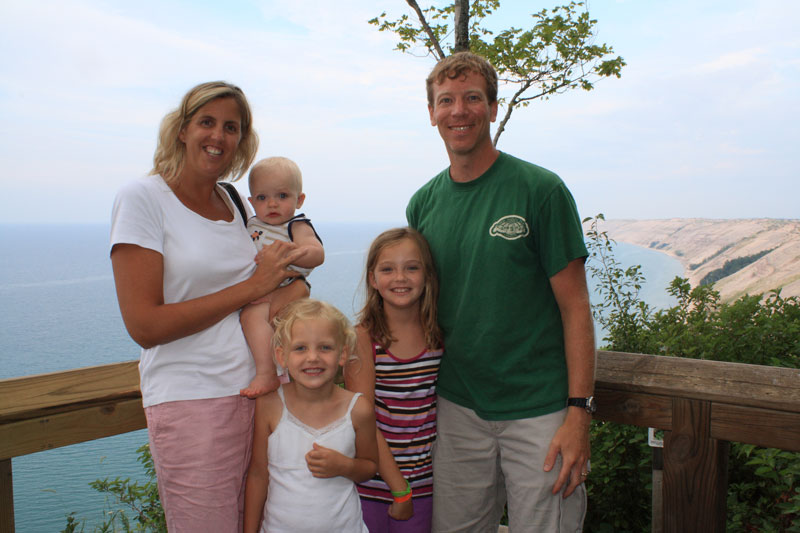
[255,389,284,431]
[350,391,376,424]
[290,219,316,235]
[259,389,283,409]
[355,324,370,339]
[354,326,374,357]
[345,326,376,394]
[290,219,321,243]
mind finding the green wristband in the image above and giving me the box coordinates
[390,479,411,497]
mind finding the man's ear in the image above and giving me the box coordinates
[489,100,498,123]
[296,193,305,209]
[429,104,436,126]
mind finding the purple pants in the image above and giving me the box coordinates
[361,496,433,533]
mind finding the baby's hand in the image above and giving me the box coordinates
[305,442,347,478]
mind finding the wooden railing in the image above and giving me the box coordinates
[0,361,146,533]
[1,352,799,533]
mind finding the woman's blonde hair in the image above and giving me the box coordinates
[358,227,442,350]
[273,299,357,359]
[150,81,259,184]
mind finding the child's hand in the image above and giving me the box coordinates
[305,442,348,478]
[388,498,414,521]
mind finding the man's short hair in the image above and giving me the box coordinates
[426,51,499,107]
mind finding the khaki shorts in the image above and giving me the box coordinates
[432,397,586,532]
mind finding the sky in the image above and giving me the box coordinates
[1,0,798,225]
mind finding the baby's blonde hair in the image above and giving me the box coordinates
[248,156,303,195]
[273,299,357,360]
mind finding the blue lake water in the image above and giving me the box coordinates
[0,222,683,531]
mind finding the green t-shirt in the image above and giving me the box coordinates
[407,152,587,420]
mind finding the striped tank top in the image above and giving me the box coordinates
[357,341,443,503]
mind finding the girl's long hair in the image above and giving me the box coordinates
[358,227,442,350]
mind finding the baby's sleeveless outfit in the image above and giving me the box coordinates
[261,386,369,532]
[247,213,321,287]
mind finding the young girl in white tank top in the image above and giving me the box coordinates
[243,299,378,533]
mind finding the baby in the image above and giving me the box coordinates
[240,157,325,398]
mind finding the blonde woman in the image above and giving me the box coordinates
[110,81,307,532]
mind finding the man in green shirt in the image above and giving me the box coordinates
[407,51,596,531]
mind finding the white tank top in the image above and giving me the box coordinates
[262,386,369,532]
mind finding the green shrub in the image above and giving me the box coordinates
[63,444,165,533]
[584,422,651,532]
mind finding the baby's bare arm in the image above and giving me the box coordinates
[290,222,324,269]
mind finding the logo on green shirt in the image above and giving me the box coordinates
[489,215,530,240]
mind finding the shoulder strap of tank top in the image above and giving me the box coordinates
[345,392,361,416]
[218,181,247,227]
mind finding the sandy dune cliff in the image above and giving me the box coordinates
[597,219,800,303]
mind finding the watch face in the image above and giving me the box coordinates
[586,397,597,414]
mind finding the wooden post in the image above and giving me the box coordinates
[663,398,729,533]
[0,458,13,533]
[652,446,663,533]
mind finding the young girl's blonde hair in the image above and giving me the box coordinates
[359,227,442,350]
[273,299,357,359]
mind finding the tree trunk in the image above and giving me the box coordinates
[453,0,470,53]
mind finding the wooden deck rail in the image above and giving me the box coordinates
[1,351,799,532]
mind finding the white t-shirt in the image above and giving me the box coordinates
[110,175,256,408]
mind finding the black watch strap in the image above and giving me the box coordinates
[567,396,597,414]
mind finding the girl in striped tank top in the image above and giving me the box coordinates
[345,228,443,533]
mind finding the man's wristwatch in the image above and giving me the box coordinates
[567,396,597,415]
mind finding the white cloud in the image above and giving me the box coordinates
[694,49,765,74]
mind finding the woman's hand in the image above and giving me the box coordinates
[250,241,307,298]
